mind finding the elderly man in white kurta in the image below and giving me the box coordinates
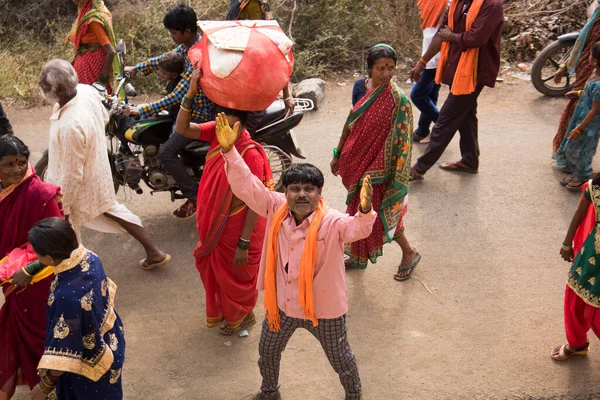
[39,59,170,270]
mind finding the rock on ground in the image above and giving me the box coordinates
[294,78,326,110]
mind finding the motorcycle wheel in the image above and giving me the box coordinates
[34,150,121,194]
[263,145,292,192]
[531,39,576,97]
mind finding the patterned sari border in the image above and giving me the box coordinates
[39,344,114,382]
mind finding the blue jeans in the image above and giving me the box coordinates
[410,68,440,138]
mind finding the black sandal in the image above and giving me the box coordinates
[394,252,421,281]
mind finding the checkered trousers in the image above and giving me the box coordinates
[258,312,362,400]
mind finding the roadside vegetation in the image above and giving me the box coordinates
[0,0,588,103]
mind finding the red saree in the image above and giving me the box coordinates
[0,167,62,397]
[193,128,273,328]
[339,82,413,269]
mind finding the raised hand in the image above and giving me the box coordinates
[359,175,373,213]
[189,66,203,94]
[215,112,241,153]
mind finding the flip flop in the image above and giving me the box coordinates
[566,182,585,191]
[440,161,478,174]
[220,313,256,336]
[560,176,574,186]
[561,176,584,190]
[551,343,589,361]
[139,254,171,270]
[394,252,421,281]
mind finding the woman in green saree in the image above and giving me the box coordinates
[330,44,421,280]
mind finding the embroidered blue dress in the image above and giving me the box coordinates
[38,246,125,399]
[557,80,600,180]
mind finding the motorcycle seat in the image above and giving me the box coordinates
[261,99,286,127]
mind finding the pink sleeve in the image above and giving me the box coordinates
[336,209,377,243]
[223,147,285,218]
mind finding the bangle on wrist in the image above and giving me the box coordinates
[333,147,341,159]
[238,238,250,250]
[25,260,44,276]
[182,96,194,110]
[562,243,572,251]
[419,58,427,65]
[21,267,32,277]
[180,106,191,113]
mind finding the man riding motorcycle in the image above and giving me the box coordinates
[124,3,213,220]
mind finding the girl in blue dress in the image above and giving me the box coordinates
[27,217,125,400]
[558,42,600,190]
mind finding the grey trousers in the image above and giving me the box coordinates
[258,312,362,400]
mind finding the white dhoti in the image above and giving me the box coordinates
[72,202,143,239]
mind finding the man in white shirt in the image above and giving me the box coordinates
[410,0,450,143]
[39,59,170,270]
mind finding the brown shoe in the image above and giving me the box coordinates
[173,199,196,220]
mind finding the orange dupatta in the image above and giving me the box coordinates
[418,0,449,29]
[264,198,325,331]
[435,0,485,95]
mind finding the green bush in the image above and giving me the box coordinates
[0,0,421,101]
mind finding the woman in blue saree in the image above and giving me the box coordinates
[27,217,125,400]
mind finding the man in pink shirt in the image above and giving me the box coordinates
[214,113,376,400]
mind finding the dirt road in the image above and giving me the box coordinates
[4,79,600,399]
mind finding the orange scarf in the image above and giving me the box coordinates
[435,0,485,95]
[264,198,325,331]
[418,0,449,29]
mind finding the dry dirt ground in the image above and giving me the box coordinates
[4,78,600,399]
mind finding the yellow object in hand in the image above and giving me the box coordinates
[215,112,241,153]
[360,175,373,213]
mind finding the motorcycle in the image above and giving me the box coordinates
[35,40,314,196]
[530,32,578,97]
[531,1,598,97]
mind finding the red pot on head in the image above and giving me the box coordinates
[190,21,294,111]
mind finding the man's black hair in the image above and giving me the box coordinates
[282,163,324,189]
[215,105,249,128]
[29,217,79,260]
[0,135,29,160]
[163,3,198,33]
